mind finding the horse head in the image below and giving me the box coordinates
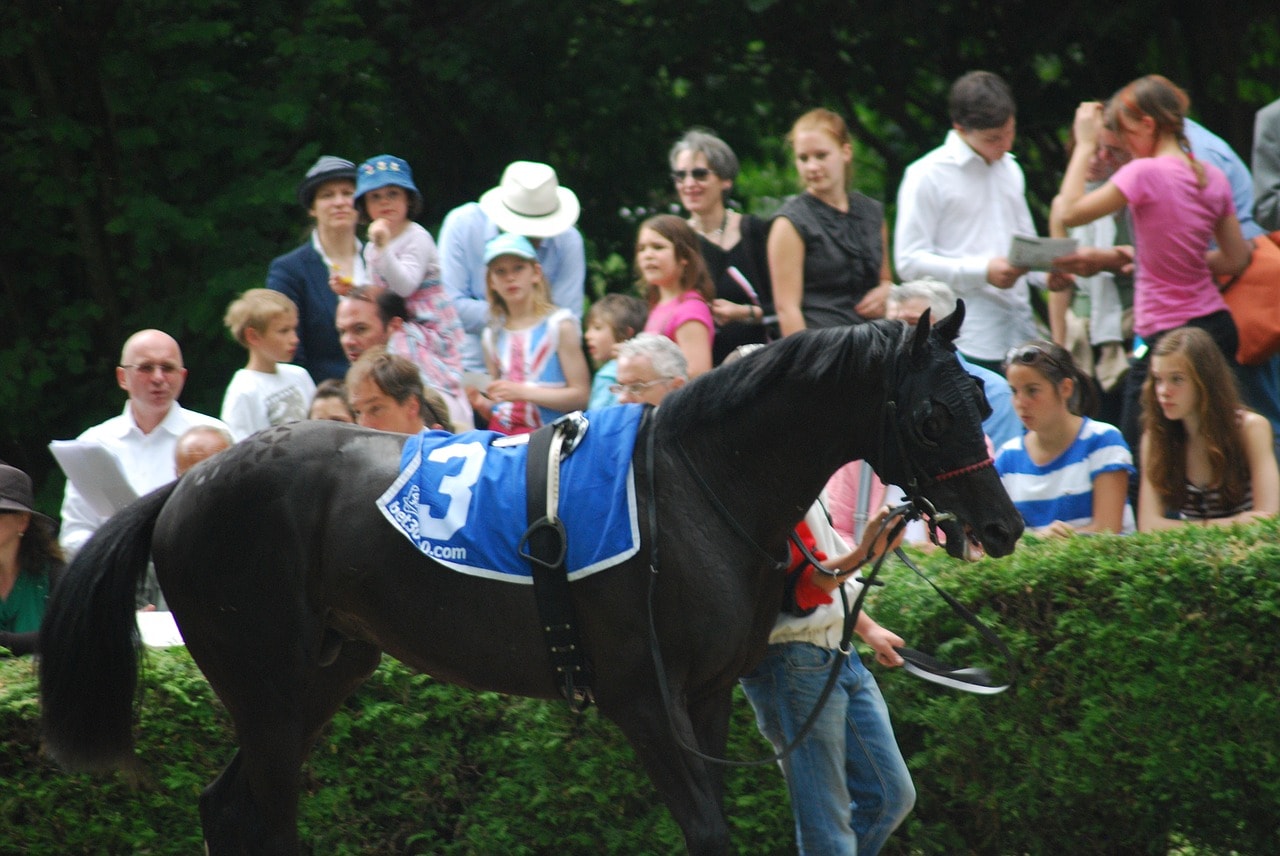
[875,300,1023,558]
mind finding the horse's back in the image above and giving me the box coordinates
[150,421,586,698]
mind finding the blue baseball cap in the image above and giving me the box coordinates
[354,155,419,203]
[483,233,538,265]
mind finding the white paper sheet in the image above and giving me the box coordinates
[1008,234,1079,271]
[136,611,185,647]
[48,440,138,518]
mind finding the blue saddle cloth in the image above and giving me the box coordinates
[378,405,643,582]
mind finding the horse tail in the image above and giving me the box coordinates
[39,481,178,772]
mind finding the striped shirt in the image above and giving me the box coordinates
[1180,482,1252,520]
[995,417,1136,534]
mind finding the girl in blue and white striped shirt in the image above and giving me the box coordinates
[995,341,1136,536]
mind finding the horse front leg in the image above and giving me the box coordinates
[603,684,735,856]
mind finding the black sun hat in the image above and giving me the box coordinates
[0,464,53,525]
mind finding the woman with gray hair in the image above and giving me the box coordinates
[669,129,774,364]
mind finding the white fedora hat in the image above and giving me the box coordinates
[478,161,581,239]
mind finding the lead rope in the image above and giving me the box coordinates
[645,424,910,767]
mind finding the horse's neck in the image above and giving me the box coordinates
[675,384,883,543]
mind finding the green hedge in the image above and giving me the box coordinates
[3,521,1278,854]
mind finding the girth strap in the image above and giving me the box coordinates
[518,415,594,711]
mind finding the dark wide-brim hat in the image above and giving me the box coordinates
[0,464,53,525]
[297,155,357,209]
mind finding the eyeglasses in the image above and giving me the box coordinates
[670,168,713,184]
[609,378,672,396]
[120,362,183,377]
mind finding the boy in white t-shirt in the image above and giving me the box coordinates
[220,289,317,441]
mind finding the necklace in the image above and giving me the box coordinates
[691,210,729,243]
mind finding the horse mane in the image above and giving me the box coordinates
[658,320,908,434]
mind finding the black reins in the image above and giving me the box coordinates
[644,371,1014,766]
[649,424,920,768]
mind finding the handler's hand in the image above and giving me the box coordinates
[859,623,906,667]
[862,506,906,560]
[855,282,891,319]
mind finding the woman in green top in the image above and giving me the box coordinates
[0,464,65,655]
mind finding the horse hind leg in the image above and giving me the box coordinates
[199,640,382,855]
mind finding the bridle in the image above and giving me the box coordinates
[642,347,1011,767]
[877,340,996,548]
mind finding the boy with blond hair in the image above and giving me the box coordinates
[220,289,317,441]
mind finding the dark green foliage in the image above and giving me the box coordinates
[0,649,790,854]
[875,520,1280,856]
[4,522,1279,853]
[5,0,1280,509]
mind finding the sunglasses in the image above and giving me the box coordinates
[1005,344,1070,376]
[670,168,713,184]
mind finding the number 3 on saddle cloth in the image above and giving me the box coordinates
[377,405,643,581]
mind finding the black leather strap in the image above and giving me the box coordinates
[518,422,593,710]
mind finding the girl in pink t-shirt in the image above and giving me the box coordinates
[1054,75,1251,342]
[1053,75,1253,449]
[636,214,715,376]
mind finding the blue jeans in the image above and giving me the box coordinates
[740,642,915,856]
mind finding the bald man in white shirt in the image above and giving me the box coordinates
[58,329,230,559]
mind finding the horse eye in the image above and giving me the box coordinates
[919,404,951,445]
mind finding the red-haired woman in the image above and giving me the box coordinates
[768,108,894,336]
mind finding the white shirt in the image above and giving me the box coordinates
[220,364,316,442]
[894,130,1041,361]
[58,402,230,558]
[768,495,869,649]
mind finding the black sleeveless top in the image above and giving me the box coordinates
[699,213,774,364]
[776,191,883,329]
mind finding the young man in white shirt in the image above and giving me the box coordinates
[894,70,1043,373]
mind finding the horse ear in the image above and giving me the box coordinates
[910,308,933,360]
[934,299,966,344]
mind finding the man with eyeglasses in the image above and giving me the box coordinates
[611,333,688,406]
[57,329,229,561]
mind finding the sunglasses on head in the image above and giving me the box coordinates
[1005,344,1072,377]
[671,168,713,183]
[1006,345,1051,365]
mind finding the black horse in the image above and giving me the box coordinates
[39,306,1022,855]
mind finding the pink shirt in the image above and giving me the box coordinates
[1110,156,1234,337]
[644,291,714,345]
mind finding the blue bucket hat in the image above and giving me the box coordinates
[355,155,419,203]
[483,233,539,266]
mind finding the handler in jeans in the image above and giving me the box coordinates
[633,341,916,855]
[739,490,915,856]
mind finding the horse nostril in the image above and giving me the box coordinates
[983,521,1021,556]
